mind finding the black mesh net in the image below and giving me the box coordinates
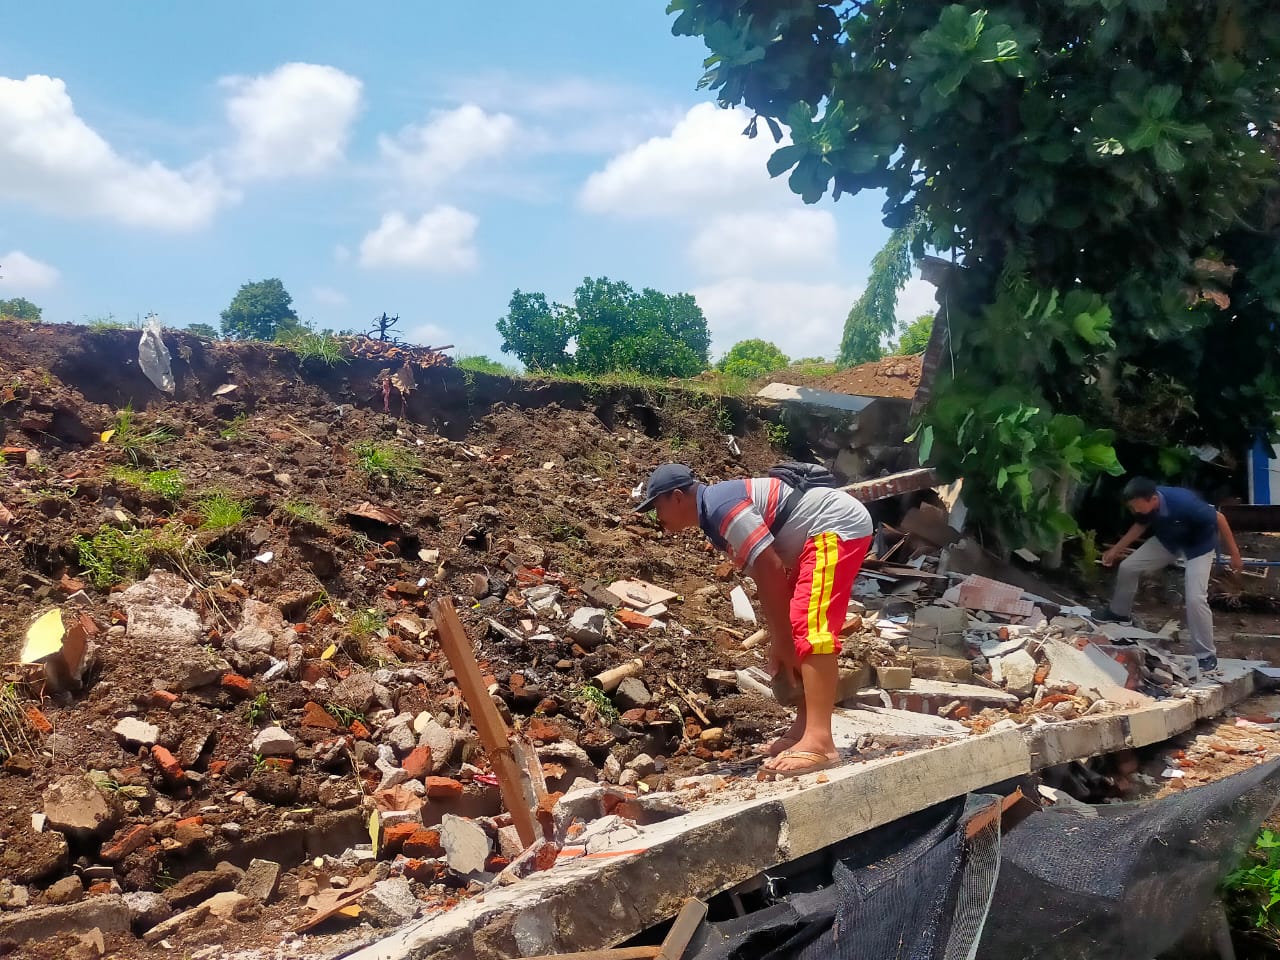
[686,759,1280,960]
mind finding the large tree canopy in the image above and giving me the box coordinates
[671,0,1280,549]
[220,278,299,341]
[718,338,789,379]
[0,297,41,322]
[497,277,712,378]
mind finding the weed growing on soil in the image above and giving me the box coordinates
[281,499,328,526]
[111,466,185,500]
[196,492,249,530]
[74,525,187,587]
[244,692,273,726]
[0,684,36,760]
[353,441,419,485]
[280,329,348,366]
[328,703,364,727]
[575,684,620,724]
[113,406,175,462]
[765,421,791,448]
[1223,829,1280,945]
[1075,529,1101,588]
[218,413,248,440]
[348,608,386,640]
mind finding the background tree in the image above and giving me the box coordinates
[718,338,790,379]
[839,218,923,366]
[894,315,934,356]
[0,297,42,322]
[219,278,299,341]
[496,291,574,371]
[185,322,218,339]
[672,0,1280,551]
[497,277,712,378]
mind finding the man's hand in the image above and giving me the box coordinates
[1230,551,1244,574]
[769,636,799,679]
[1101,546,1123,568]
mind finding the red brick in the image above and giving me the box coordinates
[614,609,654,630]
[401,745,433,781]
[534,843,560,872]
[24,706,52,735]
[403,828,444,858]
[299,661,331,684]
[150,746,185,783]
[220,673,253,698]
[208,759,228,777]
[485,854,510,872]
[382,822,419,856]
[174,816,206,845]
[349,720,371,740]
[300,701,339,730]
[525,718,562,743]
[264,757,294,773]
[423,777,463,800]
[87,881,114,896]
[101,823,151,863]
[147,690,179,709]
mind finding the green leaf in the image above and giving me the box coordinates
[919,424,934,463]
[766,144,804,178]
[1153,138,1185,172]
[996,466,1009,489]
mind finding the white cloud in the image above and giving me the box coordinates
[379,104,516,187]
[0,250,59,291]
[895,273,939,324]
[689,209,837,278]
[692,277,860,361]
[358,206,478,272]
[0,74,229,230]
[222,63,362,180]
[311,285,348,307]
[580,103,788,218]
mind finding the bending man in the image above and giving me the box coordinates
[636,464,872,776]
[1094,476,1242,672]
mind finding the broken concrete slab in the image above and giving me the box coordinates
[363,878,420,926]
[0,894,130,945]
[43,776,119,840]
[441,814,491,875]
[1042,638,1148,708]
[997,649,1037,698]
[567,607,607,645]
[250,726,298,757]
[755,381,875,414]
[235,858,281,904]
[113,716,160,749]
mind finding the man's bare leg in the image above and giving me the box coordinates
[764,654,838,771]
[763,697,806,756]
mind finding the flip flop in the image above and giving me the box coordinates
[753,737,799,757]
[759,750,841,779]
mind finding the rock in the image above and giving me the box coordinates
[44,776,119,839]
[0,881,29,910]
[415,718,457,771]
[875,665,912,690]
[376,753,409,793]
[227,600,287,656]
[250,726,297,757]
[567,608,607,645]
[626,753,657,777]
[113,717,160,749]
[0,895,131,945]
[332,672,379,714]
[247,770,300,806]
[2,828,67,883]
[382,720,417,755]
[362,877,420,926]
[205,890,250,921]
[614,677,652,711]
[124,891,173,933]
[440,814,491,875]
[997,649,1038,698]
[235,859,281,904]
[44,875,84,905]
[162,862,243,909]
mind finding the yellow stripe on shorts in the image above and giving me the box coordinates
[806,532,838,654]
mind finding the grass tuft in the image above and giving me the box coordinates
[195,492,249,530]
[111,466,185,500]
[74,524,188,587]
[279,328,348,366]
[0,684,37,760]
[281,499,328,527]
[353,441,419,485]
[575,684,620,724]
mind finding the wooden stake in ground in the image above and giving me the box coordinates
[658,899,708,960]
[431,598,538,848]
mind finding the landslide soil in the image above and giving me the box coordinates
[0,321,793,957]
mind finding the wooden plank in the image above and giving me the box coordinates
[657,899,708,960]
[431,598,538,848]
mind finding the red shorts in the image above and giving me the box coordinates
[788,532,871,659]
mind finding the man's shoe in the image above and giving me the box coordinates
[1091,606,1130,624]
[1198,655,1219,673]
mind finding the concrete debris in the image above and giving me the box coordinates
[997,649,1038,698]
[441,814,491,875]
[227,599,289,656]
[235,859,281,905]
[362,878,420,926]
[568,607,608,644]
[576,814,641,854]
[123,891,173,933]
[614,676,652,711]
[729,586,757,624]
[43,776,119,840]
[113,717,159,749]
[250,726,298,757]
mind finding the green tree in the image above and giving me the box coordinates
[497,278,712,378]
[0,297,41,322]
[894,314,934,356]
[672,0,1280,551]
[718,339,789,379]
[839,218,923,366]
[185,323,219,339]
[219,279,299,341]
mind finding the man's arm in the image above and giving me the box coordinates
[1217,511,1244,572]
[1102,523,1147,567]
[747,545,796,677]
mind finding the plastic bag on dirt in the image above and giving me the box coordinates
[138,315,175,393]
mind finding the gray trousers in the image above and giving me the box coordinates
[1110,538,1216,658]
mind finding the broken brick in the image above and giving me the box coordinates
[525,718,562,743]
[86,881,113,896]
[300,701,339,730]
[382,822,419,855]
[534,843,560,872]
[150,746,186,784]
[403,828,444,858]
[401,745,433,781]
[402,858,447,884]
[101,823,151,863]
[614,609,654,630]
[423,777,463,800]
[24,706,52,736]
[264,757,294,773]
[209,760,228,777]
[220,673,253,698]
[174,816,206,845]
[147,690,179,709]
[349,720,371,740]
[485,854,510,872]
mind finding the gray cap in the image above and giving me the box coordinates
[635,463,696,512]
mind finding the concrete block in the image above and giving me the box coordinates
[876,666,912,690]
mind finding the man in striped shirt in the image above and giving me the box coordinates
[636,464,873,776]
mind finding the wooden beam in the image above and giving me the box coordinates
[516,948,660,960]
[431,598,538,848]
[657,899,708,960]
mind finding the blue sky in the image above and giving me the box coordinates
[0,2,934,362]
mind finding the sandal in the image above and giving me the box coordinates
[759,750,841,779]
